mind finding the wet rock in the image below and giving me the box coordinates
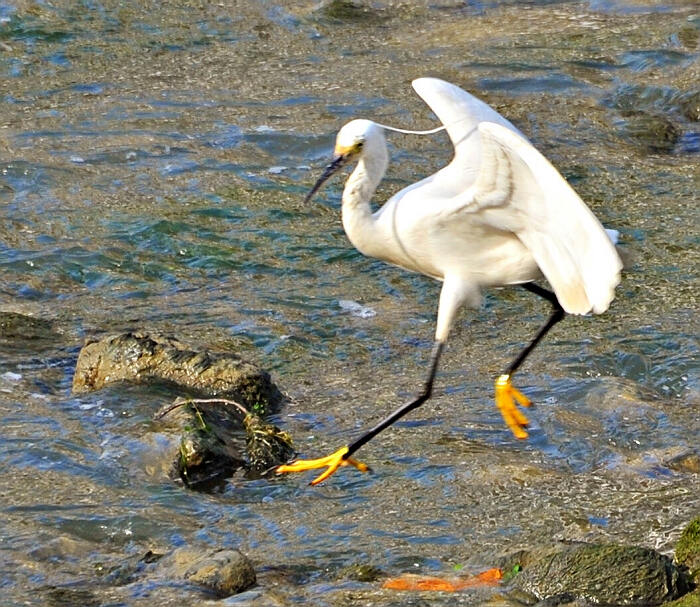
[99,550,164,586]
[675,517,700,581]
[158,547,256,597]
[155,399,294,488]
[29,535,95,562]
[0,311,57,342]
[243,411,295,474]
[43,586,101,607]
[74,332,293,488]
[679,90,700,122]
[665,451,700,474]
[505,543,690,606]
[155,398,247,488]
[315,0,387,22]
[72,331,284,414]
[337,562,384,582]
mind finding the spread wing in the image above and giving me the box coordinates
[460,122,622,315]
[412,77,525,191]
[412,78,621,315]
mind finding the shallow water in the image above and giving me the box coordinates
[0,0,698,605]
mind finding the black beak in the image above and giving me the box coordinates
[304,154,348,204]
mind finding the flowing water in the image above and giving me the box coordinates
[0,1,698,605]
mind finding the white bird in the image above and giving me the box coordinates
[277,77,622,485]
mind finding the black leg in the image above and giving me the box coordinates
[346,341,444,458]
[505,283,565,377]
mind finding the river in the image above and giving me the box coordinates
[0,1,698,605]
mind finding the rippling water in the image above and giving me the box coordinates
[1,1,698,605]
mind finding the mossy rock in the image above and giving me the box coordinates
[665,589,700,607]
[508,543,690,606]
[675,517,700,581]
[337,562,384,582]
[155,400,294,489]
[243,413,295,474]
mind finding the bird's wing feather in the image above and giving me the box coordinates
[446,121,622,315]
[412,78,524,191]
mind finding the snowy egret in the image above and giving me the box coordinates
[277,78,622,485]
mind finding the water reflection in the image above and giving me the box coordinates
[0,0,698,604]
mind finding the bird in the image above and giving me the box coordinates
[276,77,622,486]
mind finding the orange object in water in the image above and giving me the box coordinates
[382,568,502,592]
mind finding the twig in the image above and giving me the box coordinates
[155,396,250,420]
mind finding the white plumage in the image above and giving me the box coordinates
[276,77,622,485]
[340,78,621,337]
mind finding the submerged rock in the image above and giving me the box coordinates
[0,311,57,342]
[72,331,283,414]
[665,451,700,474]
[100,550,164,586]
[315,0,385,22]
[679,90,700,122]
[42,586,101,607]
[337,562,384,583]
[617,111,681,153]
[504,543,690,606]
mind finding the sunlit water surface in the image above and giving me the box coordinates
[0,1,698,605]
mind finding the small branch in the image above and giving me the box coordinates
[155,397,250,420]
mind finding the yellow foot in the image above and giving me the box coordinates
[495,374,531,439]
[275,445,370,486]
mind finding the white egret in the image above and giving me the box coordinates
[277,78,622,485]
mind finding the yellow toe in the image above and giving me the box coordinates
[495,374,530,439]
[275,445,370,485]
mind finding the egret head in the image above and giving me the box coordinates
[304,119,384,204]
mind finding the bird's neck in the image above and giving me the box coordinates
[341,151,387,257]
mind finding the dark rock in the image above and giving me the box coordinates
[665,451,700,474]
[243,412,295,474]
[679,90,700,122]
[507,543,690,606]
[0,311,57,341]
[43,586,101,607]
[100,550,164,586]
[155,398,247,489]
[72,331,284,414]
[154,399,294,488]
[316,0,386,22]
[617,111,681,153]
[337,563,384,582]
